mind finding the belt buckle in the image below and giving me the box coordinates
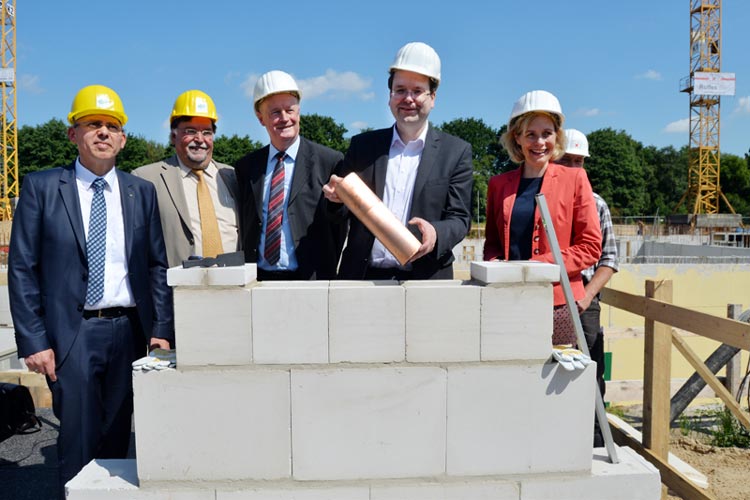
[96,309,105,318]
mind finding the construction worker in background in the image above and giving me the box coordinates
[557,128,619,447]
[235,71,345,280]
[323,42,473,280]
[8,85,174,495]
[133,90,239,267]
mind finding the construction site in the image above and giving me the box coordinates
[1,1,750,500]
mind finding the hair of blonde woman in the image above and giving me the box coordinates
[500,111,567,164]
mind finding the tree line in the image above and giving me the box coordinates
[17,116,750,220]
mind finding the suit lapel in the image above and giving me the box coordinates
[288,138,311,208]
[160,155,192,229]
[251,146,270,221]
[373,128,392,198]
[411,125,439,207]
[117,169,135,261]
[59,163,86,256]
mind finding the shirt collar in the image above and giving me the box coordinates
[75,157,117,190]
[269,135,301,162]
[177,157,217,179]
[391,122,429,149]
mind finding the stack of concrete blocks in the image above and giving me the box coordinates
[67,262,660,499]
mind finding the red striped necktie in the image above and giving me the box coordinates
[264,151,286,265]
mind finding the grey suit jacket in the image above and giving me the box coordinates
[132,155,240,267]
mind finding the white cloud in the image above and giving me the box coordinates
[664,118,689,133]
[636,69,662,81]
[349,120,369,132]
[224,70,241,85]
[241,73,260,100]
[735,96,750,114]
[576,107,600,117]
[297,70,372,100]
[18,73,43,94]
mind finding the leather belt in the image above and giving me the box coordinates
[82,307,136,319]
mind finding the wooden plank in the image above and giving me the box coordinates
[671,330,750,430]
[643,280,672,462]
[725,304,743,397]
[600,287,750,350]
[609,418,717,500]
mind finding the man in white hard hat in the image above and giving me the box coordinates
[133,90,239,267]
[8,85,173,494]
[558,128,618,446]
[235,70,345,280]
[323,41,473,280]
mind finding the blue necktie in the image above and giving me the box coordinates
[86,178,107,305]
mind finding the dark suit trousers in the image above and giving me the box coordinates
[579,297,606,446]
[51,314,140,492]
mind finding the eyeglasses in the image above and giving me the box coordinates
[178,128,214,139]
[390,88,432,101]
[76,120,123,134]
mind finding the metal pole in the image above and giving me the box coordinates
[535,193,620,464]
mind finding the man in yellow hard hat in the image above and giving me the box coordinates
[133,90,239,267]
[234,71,344,280]
[323,42,473,280]
[8,85,174,494]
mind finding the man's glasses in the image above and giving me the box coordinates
[178,128,214,139]
[76,121,123,134]
[390,88,432,101]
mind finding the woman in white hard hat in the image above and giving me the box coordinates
[483,90,601,345]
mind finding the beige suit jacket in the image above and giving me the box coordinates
[133,155,240,267]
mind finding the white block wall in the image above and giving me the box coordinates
[119,262,659,499]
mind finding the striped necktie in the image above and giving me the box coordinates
[264,151,286,265]
[85,177,107,305]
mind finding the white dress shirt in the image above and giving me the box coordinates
[369,124,428,268]
[75,159,134,309]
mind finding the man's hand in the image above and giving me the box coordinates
[149,337,171,351]
[408,217,437,262]
[24,348,57,382]
[322,174,344,203]
[576,293,594,313]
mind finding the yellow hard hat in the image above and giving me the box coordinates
[170,90,218,123]
[67,85,128,126]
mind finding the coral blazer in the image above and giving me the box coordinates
[483,162,602,305]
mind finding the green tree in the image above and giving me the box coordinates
[117,135,170,172]
[300,114,349,153]
[586,128,649,217]
[212,134,263,165]
[719,153,750,215]
[638,144,688,216]
[18,119,77,182]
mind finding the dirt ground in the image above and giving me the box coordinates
[614,404,750,500]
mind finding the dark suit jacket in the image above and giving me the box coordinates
[335,125,473,280]
[234,137,344,279]
[8,163,174,365]
[132,155,240,268]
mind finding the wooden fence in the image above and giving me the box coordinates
[600,279,750,500]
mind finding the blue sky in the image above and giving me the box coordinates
[16,1,750,156]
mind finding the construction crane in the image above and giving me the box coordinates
[0,0,15,222]
[676,0,735,216]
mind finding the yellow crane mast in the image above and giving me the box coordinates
[676,0,734,215]
[0,0,16,222]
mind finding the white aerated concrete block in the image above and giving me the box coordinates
[446,363,595,476]
[520,447,661,500]
[522,261,560,283]
[174,287,252,366]
[218,486,369,500]
[207,264,258,286]
[133,369,290,481]
[471,261,524,284]
[480,284,553,361]
[405,284,480,362]
[167,266,207,286]
[252,285,328,363]
[291,367,447,480]
[66,460,213,500]
[371,481,519,500]
[329,282,405,362]
[0,286,12,326]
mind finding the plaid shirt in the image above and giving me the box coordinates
[582,192,618,282]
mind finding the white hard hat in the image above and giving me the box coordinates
[253,70,301,111]
[509,90,565,125]
[389,42,441,84]
[564,129,590,157]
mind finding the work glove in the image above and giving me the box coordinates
[132,348,176,371]
[552,345,592,372]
